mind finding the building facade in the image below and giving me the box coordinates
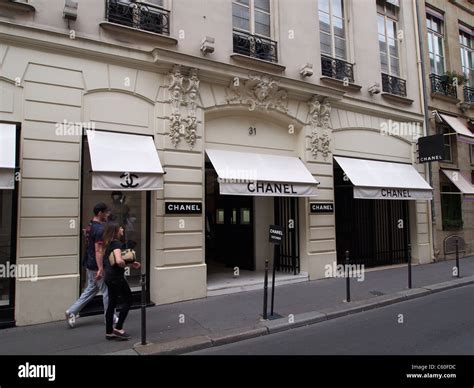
[418,0,473,260]
[0,0,434,327]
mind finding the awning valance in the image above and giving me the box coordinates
[334,156,433,200]
[0,124,16,190]
[438,113,474,145]
[442,169,474,196]
[87,130,164,191]
[206,149,319,197]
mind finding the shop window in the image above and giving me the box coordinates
[441,183,463,231]
[241,208,251,224]
[216,209,225,224]
[231,208,237,224]
[0,190,13,306]
[82,137,148,292]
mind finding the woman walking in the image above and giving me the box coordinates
[103,221,141,340]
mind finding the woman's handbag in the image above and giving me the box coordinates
[109,248,136,266]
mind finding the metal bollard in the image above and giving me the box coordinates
[270,245,278,316]
[456,238,460,278]
[345,250,351,303]
[408,255,412,289]
[141,273,147,345]
[263,259,269,320]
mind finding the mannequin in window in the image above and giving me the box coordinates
[110,191,136,249]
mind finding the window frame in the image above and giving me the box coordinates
[232,0,273,38]
[440,182,463,231]
[459,28,474,87]
[438,123,454,163]
[0,123,19,325]
[318,0,347,60]
[426,12,445,76]
[79,131,152,304]
[377,0,401,77]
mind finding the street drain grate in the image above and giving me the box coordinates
[369,290,385,296]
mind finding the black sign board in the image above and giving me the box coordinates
[165,202,202,215]
[418,134,445,163]
[310,202,334,213]
[269,225,285,244]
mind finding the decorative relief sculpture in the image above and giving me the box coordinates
[167,65,200,148]
[226,73,288,112]
[308,96,332,159]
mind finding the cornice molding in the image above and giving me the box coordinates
[448,0,474,15]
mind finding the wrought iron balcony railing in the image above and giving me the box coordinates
[232,30,278,63]
[430,73,458,99]
[321,55,354,83]
[464,86,474,103]
[106,0,170,35]
[381,73,407,97]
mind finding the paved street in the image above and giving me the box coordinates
[0,256,472,355]
[189,284,474,355]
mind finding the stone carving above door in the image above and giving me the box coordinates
[226,73,288,112]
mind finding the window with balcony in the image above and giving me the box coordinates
[427,9,445,76]
[232,0,278,63]
[319,0,354,83]
[460,25,474,103]
[378,0,406,97]
[105,0,170,36]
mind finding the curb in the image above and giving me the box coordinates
[132,276,474,355]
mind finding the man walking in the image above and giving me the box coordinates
[65,203,117,328]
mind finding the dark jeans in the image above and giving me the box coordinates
[105,277,132,334]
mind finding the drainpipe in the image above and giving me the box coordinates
[414,0,435,262]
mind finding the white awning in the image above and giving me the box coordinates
[442,169,474,195]
[206,149,319,197]
[334,156,433,200]
[0,124,16,190]
[87,130,164,191]
[438,114,474,145]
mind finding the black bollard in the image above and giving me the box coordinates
[408,255,412,289]
[345,250,351,303]
[263,259,269,320]
[141,273,147,345]
[270,244,278,316]
[456,238,460,278]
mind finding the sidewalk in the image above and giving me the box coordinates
[1,256,473,355]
